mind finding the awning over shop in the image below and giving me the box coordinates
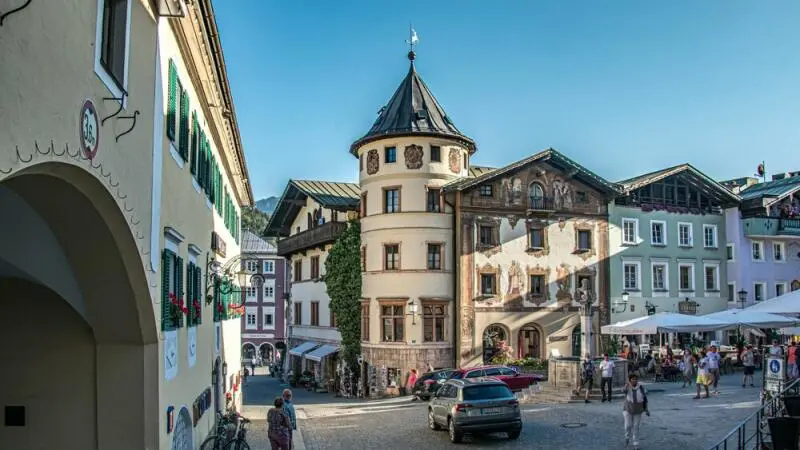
[304,344,340,362]
[288,341,319,357]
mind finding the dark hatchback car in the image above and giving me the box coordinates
[428,378,522,443]
[412,368,455,400]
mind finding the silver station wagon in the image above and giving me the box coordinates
[427,378,522,443]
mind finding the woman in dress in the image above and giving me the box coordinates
[681,349,695,388]
[267,396,292,450]
[694,350,711,399]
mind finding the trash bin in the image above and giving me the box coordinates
[783,395,800,417]
[767,417,800,450]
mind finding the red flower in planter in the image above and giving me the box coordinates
[169,293,188,314]
[193,301,201,313]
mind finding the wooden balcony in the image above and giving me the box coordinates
[526,196,555,214]
[277,221,348,256]
[743,217,800,237]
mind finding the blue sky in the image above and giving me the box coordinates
[213,1,800,200]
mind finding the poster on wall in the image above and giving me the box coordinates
[165,330,178,380]
[188,326,197,368]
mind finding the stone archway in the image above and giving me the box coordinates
[517,323,543,359]
[259,342,275,361]
[242,342,257,361]
[483,324,510,364]
[0,164,158,450]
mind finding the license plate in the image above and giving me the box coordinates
[482,407,503,415]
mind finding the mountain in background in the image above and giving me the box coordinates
[255,196,278,214]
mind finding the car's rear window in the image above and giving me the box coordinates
[450,372,464,379]
[462,385,513,401]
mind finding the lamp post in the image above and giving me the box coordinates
[407,299,419,325]
[613,291,630,314]
[737,289,748,309]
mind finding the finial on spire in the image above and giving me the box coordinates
[406,25,419,61]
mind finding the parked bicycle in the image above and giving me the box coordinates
[224,414,251,450]
[200,411,238,450]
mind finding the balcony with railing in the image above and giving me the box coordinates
[527,196,555,213]
[277,221,348,256]
[742,216,800,237]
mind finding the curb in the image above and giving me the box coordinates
[294,428,307,450]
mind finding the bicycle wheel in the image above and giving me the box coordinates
[200,435,227,450]
[223,439,250,450]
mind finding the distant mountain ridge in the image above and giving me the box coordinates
[255,196,278,214]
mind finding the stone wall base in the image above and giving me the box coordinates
[362,344,454,371]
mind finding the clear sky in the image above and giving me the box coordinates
[213,1,800,200]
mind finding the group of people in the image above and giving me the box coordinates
[575,353,618,403]
[266,389,297,450]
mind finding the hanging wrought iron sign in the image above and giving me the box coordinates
[79,99,100,159]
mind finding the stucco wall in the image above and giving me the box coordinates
[609,204,729,323]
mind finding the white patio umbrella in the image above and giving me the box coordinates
[601,312,729,335]
[701,309,799,329]
[746,289,800,314]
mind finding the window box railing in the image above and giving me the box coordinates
[742,216,800,237]
[277,221,348,256]
[527,196,555,212]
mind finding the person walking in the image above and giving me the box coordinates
[599,354,615,403]
[681,349,694,388]
[694,350,711,399]
[769,339,784,356]
[575,353,595,404]
[707,345,721,395]
[787,341,798,379]
[622,373,649,449]
[267,397,292,450]
[742,345,756,387]
[407,368,419,401]
[282,389,297,450]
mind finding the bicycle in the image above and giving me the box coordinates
[223,414,251,450]
[200,411,237,450]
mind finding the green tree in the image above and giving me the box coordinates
[241,206,270,234]
[323,220,362,369]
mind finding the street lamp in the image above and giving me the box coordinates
[407,299,419,325]
[613,291,630,313]
[737,289,748,309]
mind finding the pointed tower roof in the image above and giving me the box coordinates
[350,51,476,156]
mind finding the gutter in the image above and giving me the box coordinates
[198,0,254,206]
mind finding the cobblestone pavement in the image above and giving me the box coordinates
[298,373,763,450]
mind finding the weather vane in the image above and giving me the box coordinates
[406,25,419,52]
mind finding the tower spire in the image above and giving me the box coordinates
[406,25,419,62]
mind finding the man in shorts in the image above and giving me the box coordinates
[741,345,755,388]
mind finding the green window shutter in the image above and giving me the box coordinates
[223,289,229,320]
[178,88,190,161]
[160,250,173,331]
[175,256,184,328]
[213,277,220,322]
[199,133,208,190]
[206,148,214,201]
[194,266,203,325]
[166,60,177,141]
[190,113,199,176]
[186,262,194,326]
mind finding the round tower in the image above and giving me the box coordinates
[351,50,476,387]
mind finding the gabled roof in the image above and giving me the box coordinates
[264,179,360,237]
[444,148,620,196]
[350,55,475,155]
[618,163,740,206]
[739,176,800,205]
[469,165,496,178]
[241,230,276,254]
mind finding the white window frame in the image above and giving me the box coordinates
[678,261,696,293]
[263,313,274,328]
[246,260,260,273]
[650,260,669,296]
[245,286,257,300]
[678,222,693,247]
[650,220,667,246]
[622,259,641,292]
[726,243,735,262]
[702,224,718,249]
[263,260,275,274]
[621,218,639,245]
[263,306,276,329]
[773,242,786,262]
[245,307,258,330]
[727,282,736,303]
[93,0,132,105]
[703,262,720,296]
[751,241,765,262]
[263,279,276,299]
[775,282,788,298]
[754,282,766,302]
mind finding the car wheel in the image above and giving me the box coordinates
[427,409,440,431]
[508,430,521,440]
[448,417,462,443]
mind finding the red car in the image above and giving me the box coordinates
[449,365,543,391]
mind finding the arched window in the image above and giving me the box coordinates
[307,212,313,229]
[518,325,542,359]
[529,183,545,209]
[483,324,509,364]
[571,325,582,357]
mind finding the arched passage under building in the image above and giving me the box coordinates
[0,163,158,450]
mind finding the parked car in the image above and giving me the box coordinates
[449,365,543,391]
[412,369,456,400]
[428,378,522,443]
